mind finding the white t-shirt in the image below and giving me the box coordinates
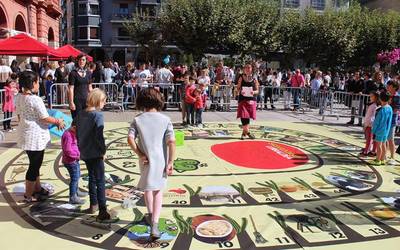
[16,94,50,151]
[135,69,152,88]
[156,67,174,87]
[0,65,12,83]
[103,68,116,83]
[198,75,211,86]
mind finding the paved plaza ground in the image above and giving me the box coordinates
[0,109,399,250]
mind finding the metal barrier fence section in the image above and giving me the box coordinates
[33,83,372,122]
[49,83,122,110]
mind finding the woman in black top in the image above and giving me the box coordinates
[55,61,69,104]
[68,54,92,119]
[236,63,259,140]
[55,61,68,83]
[92,62,104,83]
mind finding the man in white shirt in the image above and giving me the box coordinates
[0,59,12,89]
[156,62,174,109]
[134,63,152,88]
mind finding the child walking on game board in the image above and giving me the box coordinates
[128,88,176,239]
[61,120,87,204]
[76,88,117,222]
[360,91,379,157]
[371,91,393,166]
[16,71,65,203]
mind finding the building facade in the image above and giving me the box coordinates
[0,0,62,47]
[281,0,349,11]
[360,0,400,12]
[61,0,161,65]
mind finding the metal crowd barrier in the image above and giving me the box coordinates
[49,83,122,110]
[47,82,372,121]
[322,91,370,121]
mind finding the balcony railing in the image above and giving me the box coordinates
[140,0,161,5]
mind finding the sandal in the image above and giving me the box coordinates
[34,187,49,196]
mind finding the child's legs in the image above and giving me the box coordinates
[186,104,194,124]
[181,101,186,121]
[388,125,396,158]
[381,141,387,161]
[364,127,373,153]
[144,191,154,214]
[6,112,12,129]
[376,142,382,160]
[85,159,98,206]
[190,105,195,124]
[93,158,106,210]
[65,161,80,198]
[196,108,203,124]
[152,190,162,223]
[3,112,10,130]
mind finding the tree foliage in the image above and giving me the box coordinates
[124,0,400,69]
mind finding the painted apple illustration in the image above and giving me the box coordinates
[211,141,309,170]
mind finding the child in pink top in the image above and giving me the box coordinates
[61,121,87,204]
[194,83,208,127]
[184,77,196,125]
[3,76,18,131]
[361,91,379,157]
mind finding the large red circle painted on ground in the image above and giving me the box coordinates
[211,141,309,170]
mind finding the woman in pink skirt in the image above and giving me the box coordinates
[236,63,259,139]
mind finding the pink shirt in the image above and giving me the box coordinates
[61,129,80,164]
[290,74,305,88]
[364,103,377,128]
[2,86,16,112]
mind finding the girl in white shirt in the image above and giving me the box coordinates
[361,91,379,157]
[16,71,65,203]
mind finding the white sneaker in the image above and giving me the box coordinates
[387,159,397,165]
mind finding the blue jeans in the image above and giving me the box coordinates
[292,88,301,108]
[123,85,136,109]
[186,103,195,125]
[64,161,80,198]
[85,158,106,210]
[196,108,203,124]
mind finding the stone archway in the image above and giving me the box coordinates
[48,27,55,47]
[0,5,8,38]
[15,14,26,32]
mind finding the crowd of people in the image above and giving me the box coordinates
[2,54,400,240]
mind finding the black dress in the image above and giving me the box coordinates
[68,69,92,119]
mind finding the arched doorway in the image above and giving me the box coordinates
[0,5,8,38]
[15,14,26,32]
[113,50,126,67]
[48,27,55,47]
[89,48,106,63]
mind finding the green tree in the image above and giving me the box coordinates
[158,0,280,60]
[123,12,164,63]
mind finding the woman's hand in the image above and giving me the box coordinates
[69,102,76,111]
[167,162,173,175]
